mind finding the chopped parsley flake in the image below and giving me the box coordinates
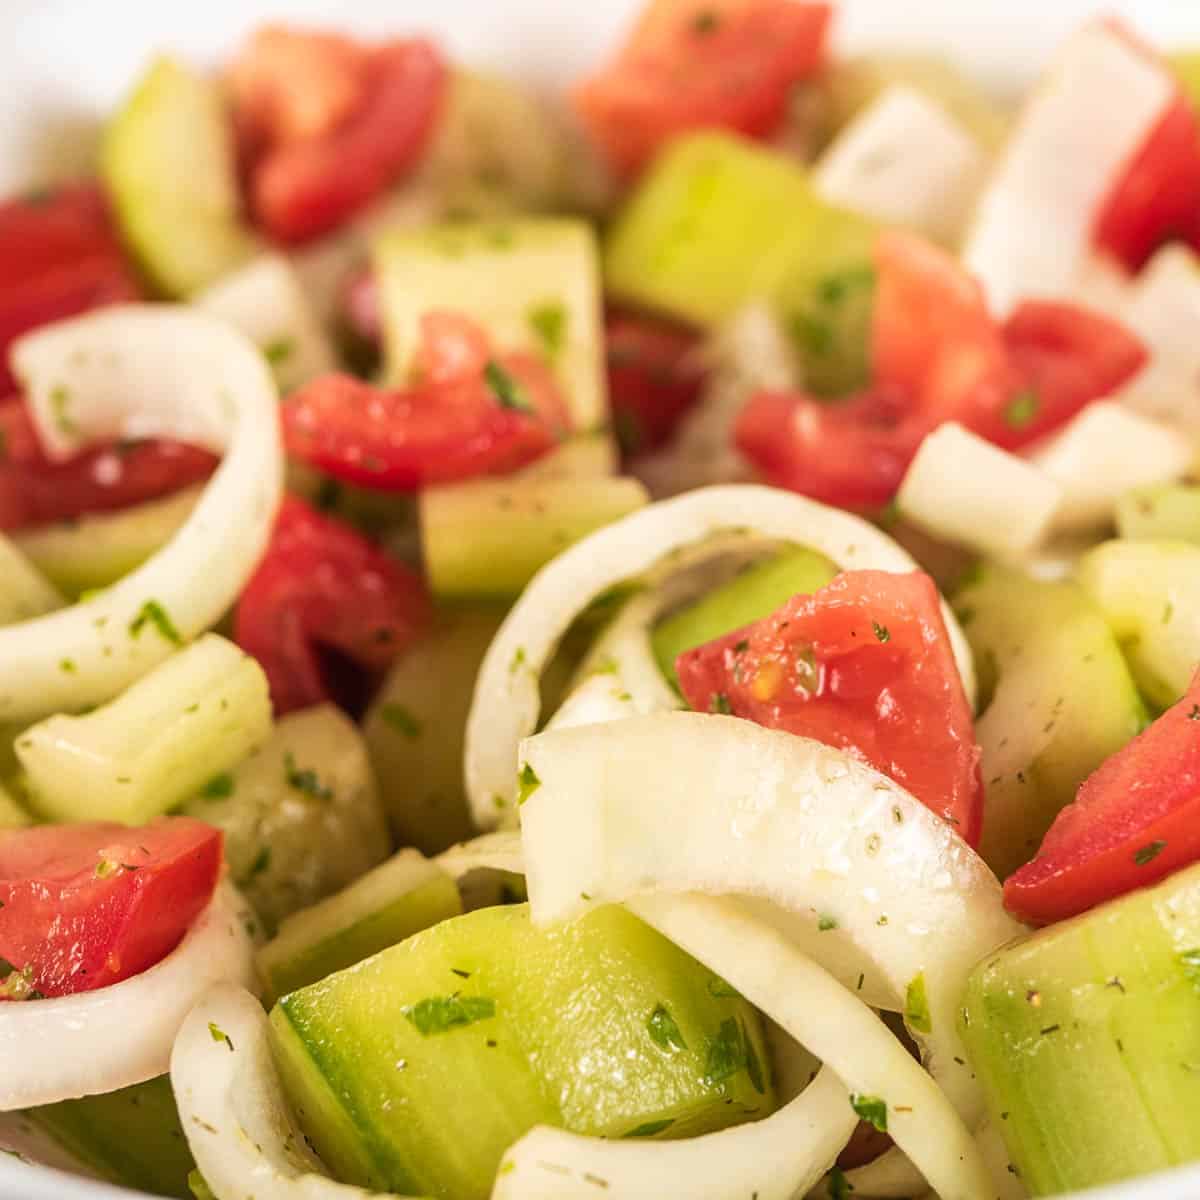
[733,639,749,655]
[1134,840,1167,866]
[850,1094,888,1132]
[1191,704,1200,722]
[380,703,422,739]
[742,1019,766,1094]
[710,692,733,714]
[623,1118,675,1138]
[527,301,568,357]
[692,9,720,33]
[284,752,333,800]
[59,658,76,674]
[263,337,295,367]
[646,1004,688,1053]
[828,1165,854,1199]
[202,772,235,799]
[817,914,838,932]
[484,360,531,412]
[871,622,890,643]
[94,857,120,879]
[904,972,932,1035]
[706,976,741,999]
[245,847,271,879]
[403,994,496,1035]
[516,763,541,806]
[703,1017,747,1088]
[49,384,76,434]
[1003,390,1040,430]
[129,599,182,645]
[509,646,527,675]
[208,1022,234,1051]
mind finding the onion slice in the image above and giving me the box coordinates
[0,883,256,1111]
[434,831,525,880]
[2,305,282,723]
[466,485,975,826]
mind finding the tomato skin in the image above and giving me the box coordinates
[0,401,216,533]
[283,313,569,491]
[575,0,831,178]
[0,185,142,394]
[1004,671,1200,925]
[236,33,448,243]
[605,308,707,456]
[0,818,221,999]
[676,569,983,844]
[235,496,430,716]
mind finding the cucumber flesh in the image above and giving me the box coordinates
[1116,483,1200,544]
[961,860,1200,1195]
[101,56,256,297]
[257,849,463,1003]
[179,703,392,937]
[25,1076,194,1199]
[419,475,649,601]
[1169,51,1200,114]
[954,566,1146,879]
[271,902,772,1199]
[651,547,838,691]
[0,778,31,828]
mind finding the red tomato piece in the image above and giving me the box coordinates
[0,185,142,394]
[0,818,221,999]
[1005,670,1200,925]
[233,29,448,243]
[235,496,430,716]
[605,307,707,455]
[0,402,215,533]
[575,0,831,178]
[676,569,983,844]
[282,313,569,490]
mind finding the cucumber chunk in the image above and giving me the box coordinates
[374,217,608,433]
[1116,483,1200,544]
[954,566,1146,879]
[180,704,391,936]
[25,1076,193,1199]
[271,903,771,1199]
[651,547,838,691]
[13,487,199,599]
[0,532,63,626]
[420,475,649,601]
[0,778,31,828]
[1077,540,1200,711]
[101,56,256,297]
[18,634,271,825]
[961,860,1200,1196]
[364,608,504,854]
[257,849,462,1003]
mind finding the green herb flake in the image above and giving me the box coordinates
[208,1022,234,1051]
[647,1004,688,1053]
[817,913,838,932]
[527,301,568,357]
[828,1165,854,1200]
[263,337,295,367]
[509,646,527,675]
[202,772,235,800]
[129,599,182,645]
[49,384,76,434]
[623,1118,675,1138]
[707,976,741,999]
[703,1017,746,1088]
[850,1094,888,1132]
[871,621,890,644]
[1003,389,1040,430]
[710,692,733,715]
[94,857,120,879]
[516,763,541,806]
[246,847,271,879]
[904,972,932,1035]
[484,360,531,412]
[1134,840,1167,866]
[59,658,76,674]
[284,751,333,801]
[691,9,720,34]
[380,703,422,739]
[742,1018,766,1094]
[402,994,496,1035]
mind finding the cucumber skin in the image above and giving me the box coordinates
[961,861,1200,1195]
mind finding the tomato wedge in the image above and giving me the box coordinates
[575,0,831,178]
[282,312,570,490]
[231,28,448,243]
[235,496,430,716]
[0,818,221,1000]
[0,401,216,533]
[605,307,707,455]
[1005,670,1200,925]
[0,185,142,394]
[676,569,983,845]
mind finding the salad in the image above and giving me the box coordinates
[3,3,1200,1199]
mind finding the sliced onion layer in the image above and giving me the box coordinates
[466,485,975,826]
[3,305,283,723]
[0,883,256,1111]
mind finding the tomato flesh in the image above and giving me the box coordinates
[676,569,983,844]
[1005,671,1200,925]
[575,0,831,178]
[0,817,221,999]
[235,496,430,716]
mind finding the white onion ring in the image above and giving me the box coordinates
[0,883,256,1110]
[466,485,975,826]
[2,305,282,723]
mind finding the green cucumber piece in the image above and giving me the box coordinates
[954,566,1146,880]
[419,475,648,601]
[271,903,772,1199]
[0,532,64,626]
[961,860,1200,1196]
[1077,540,1200,711]
[25,1076,193,1199]
[0,778,31,827]
[1116,484,1200,544]
[374,217,608,433]
[180,703,391,936]
[257,849,462,1003]
[101,56,256,297]
[651,547,838,691]
[364,608,504,854]
[13,487,199,599]
[18,634,271,825]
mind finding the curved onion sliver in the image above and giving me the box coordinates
[434,831,525,880]
[466,485,975,826]
[1,305,282,723]
[171,983,416,1200]
[492,1062,853,1200]
[0,883,255,1111]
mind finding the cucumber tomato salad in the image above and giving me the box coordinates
[4,5,1200,1199]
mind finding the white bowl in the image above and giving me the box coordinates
[5,2,1200,1197]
